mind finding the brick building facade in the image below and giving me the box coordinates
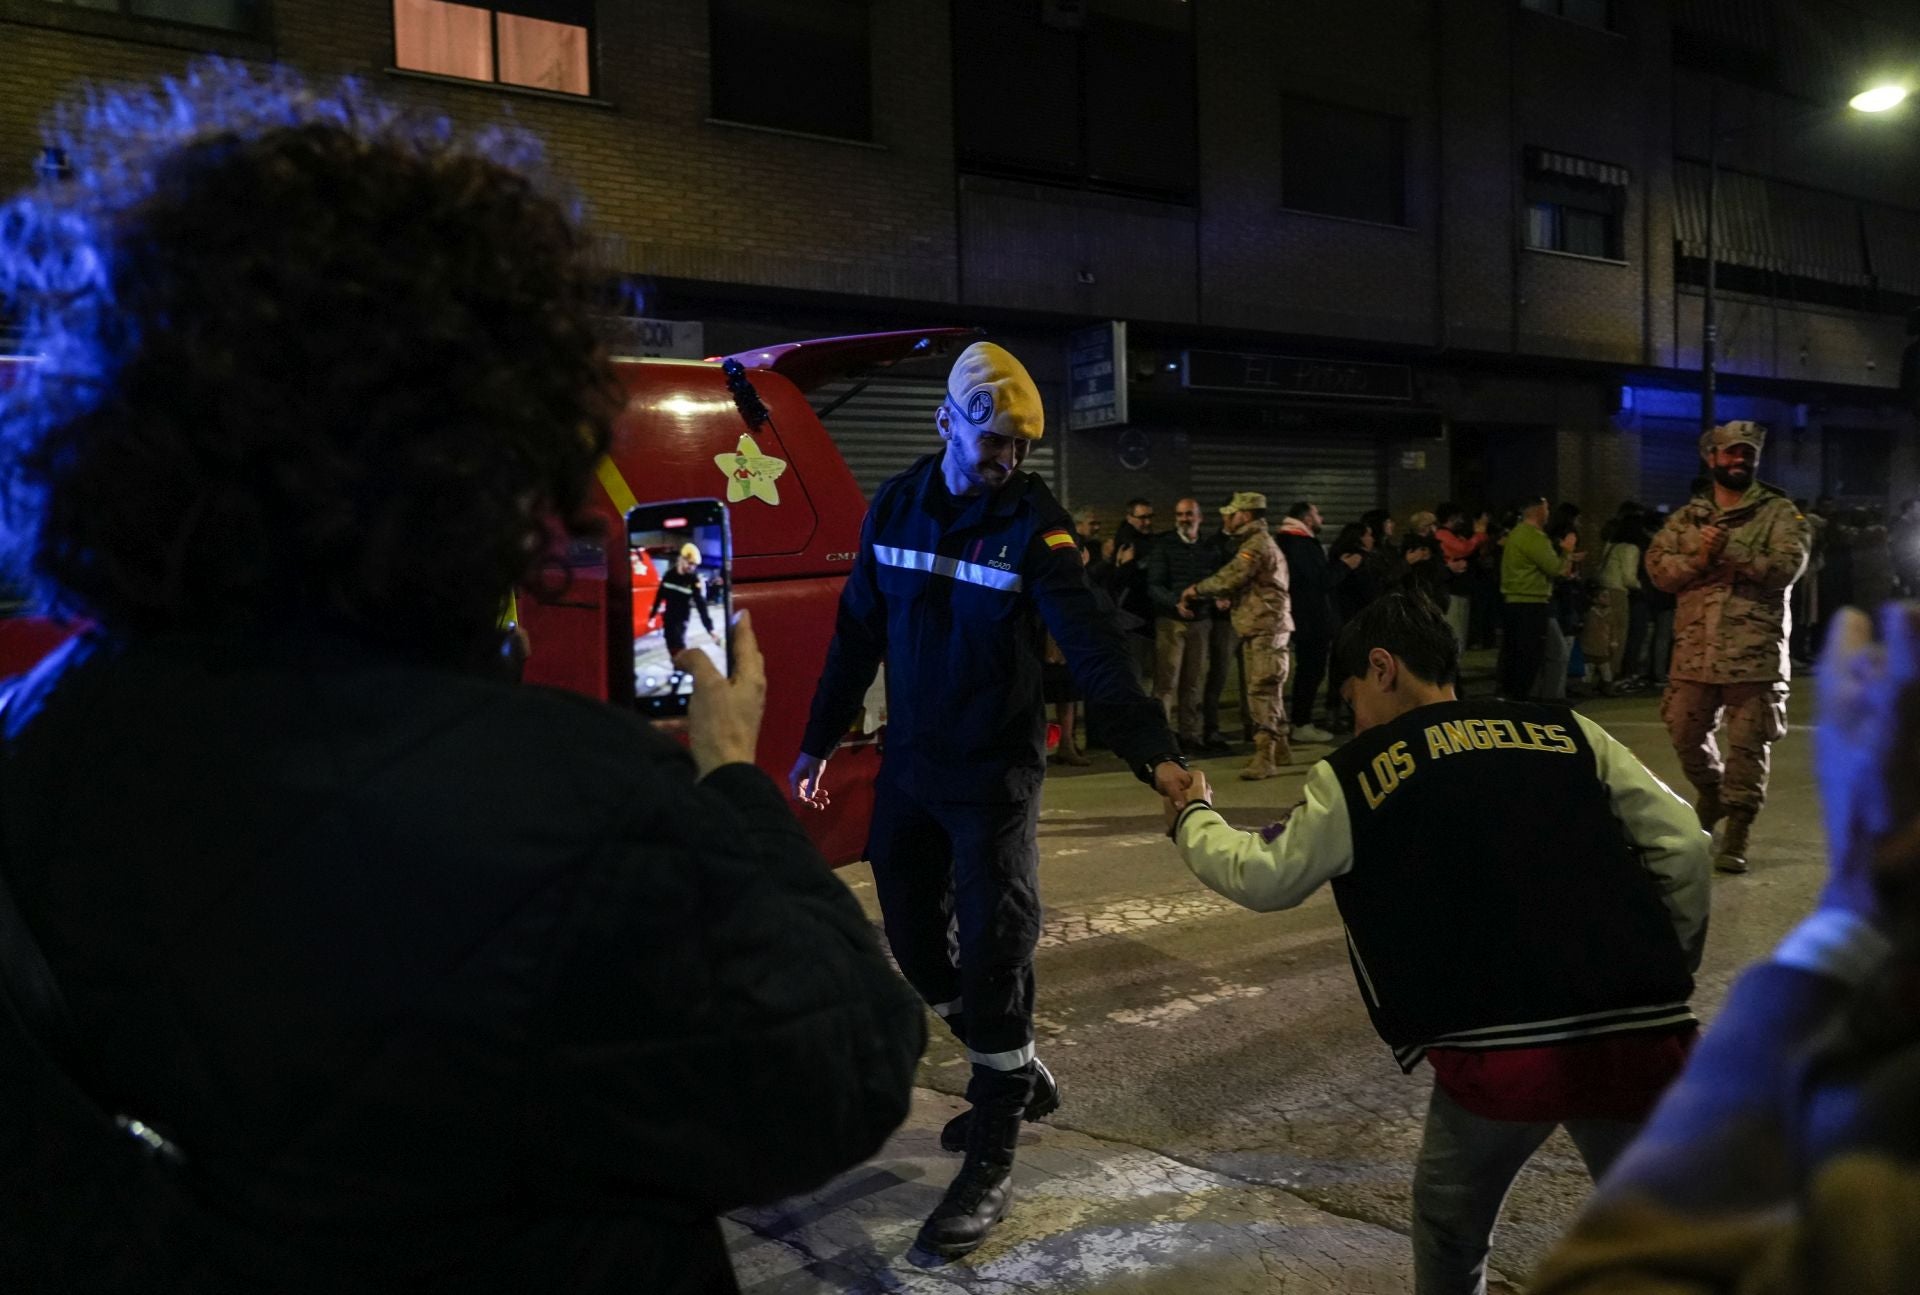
[2,0,1916,526]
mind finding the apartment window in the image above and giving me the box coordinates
[710,0,871,141]
[1280,96,1406,226]
[1520,0,1613,31]
[392,0,592,97]
[40,0,266,34]
[1524,149,1628,260]
[952,0,1197,203]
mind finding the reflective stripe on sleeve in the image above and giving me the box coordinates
[931,998,964,1019]
[873,544,1023,593]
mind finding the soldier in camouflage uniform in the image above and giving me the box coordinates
[1185,491,1294,779]
[1646,421,1810,873]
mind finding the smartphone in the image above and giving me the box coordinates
[627,497,732,717]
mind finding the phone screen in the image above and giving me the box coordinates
[628,498,731,717]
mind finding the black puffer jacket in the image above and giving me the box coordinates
[0,631,924,1293]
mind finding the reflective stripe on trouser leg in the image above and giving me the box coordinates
[967,1042,1037,1070]
[936,794,1042,1087]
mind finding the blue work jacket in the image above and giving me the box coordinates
[802,453,1175,802]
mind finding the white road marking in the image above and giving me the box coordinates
[1106,978,1271,1026]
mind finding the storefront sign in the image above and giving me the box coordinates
[604,316,706,359]
[1068,321,1128,430]
[1181,349,1414,402]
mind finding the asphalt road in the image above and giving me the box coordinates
[817,670,1827,1289]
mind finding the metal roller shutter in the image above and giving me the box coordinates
[1640,418,1705,512]
[812,375,1059,499]
[1187,429,1384,530]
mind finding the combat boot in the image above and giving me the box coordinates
[1694,784,1725,831]
[1713,809,1754,874]
[940,1058,1060,1153]
[1239,733,1281,781]
[918,1108,1019,1257]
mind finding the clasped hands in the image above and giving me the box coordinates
[1176,586,1231,618]
[1160,767,1214,829]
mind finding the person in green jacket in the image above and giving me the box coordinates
[1499,497,1579,700]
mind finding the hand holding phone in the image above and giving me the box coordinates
[629,498,732,717]
[677,611,764,779]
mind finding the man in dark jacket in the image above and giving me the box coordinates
[1146,497,1220,752]
[1166,594,1708,1295]
[0,65,923,1295]
[1108,497,1159,687]
[1277,500,1334,742]
[791,341,1189,1257]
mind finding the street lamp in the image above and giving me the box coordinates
[1699,82,1907,434]
[1850,85,1909,113]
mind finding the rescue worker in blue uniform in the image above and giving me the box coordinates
[648,541,713,659]
[790,341,1190,1257]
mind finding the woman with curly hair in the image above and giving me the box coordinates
[0,62,921,1292]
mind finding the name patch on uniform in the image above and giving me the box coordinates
[1042,529,1077,551]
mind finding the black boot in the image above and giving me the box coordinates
[939,1058,1059,1153]
[917,1110,1019,1258]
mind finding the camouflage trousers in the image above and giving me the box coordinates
[1660,680,1790,815]
[1240,634,1291,738]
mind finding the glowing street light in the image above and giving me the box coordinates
[1699,80,1908,433]
[1850,85,1909,113]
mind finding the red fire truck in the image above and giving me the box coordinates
[0,329,981,865]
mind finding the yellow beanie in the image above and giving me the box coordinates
[945,341,1045,441]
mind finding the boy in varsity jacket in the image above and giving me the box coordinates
[1165,593,1710,1295]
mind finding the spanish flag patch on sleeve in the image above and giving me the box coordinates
[1042,529,1077,551]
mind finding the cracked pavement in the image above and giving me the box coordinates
[730,675,1827,1291]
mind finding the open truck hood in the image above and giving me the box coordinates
[727,327,982,395]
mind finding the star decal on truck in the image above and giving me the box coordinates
[715,432,788,506]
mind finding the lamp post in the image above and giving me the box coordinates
[1698,81,1908,436]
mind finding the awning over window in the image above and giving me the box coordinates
[1674,160,1775,270]
[1865,203,1920,296]
[1528,148,1630,188]
[1769,183,1869,285]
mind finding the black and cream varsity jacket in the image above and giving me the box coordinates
[1171,699,1710,1071]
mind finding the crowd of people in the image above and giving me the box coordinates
[5,59,1920,1295]
[1058,490,1654,765]
[1064,481,1920,750]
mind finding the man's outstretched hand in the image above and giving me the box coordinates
[1153,760,1193,803]
[789,752,831,811]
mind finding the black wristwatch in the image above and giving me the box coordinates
[1137,752,1189,786]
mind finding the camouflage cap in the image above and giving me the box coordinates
[1699,420,1767,458]
[1220,491,1268,514]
